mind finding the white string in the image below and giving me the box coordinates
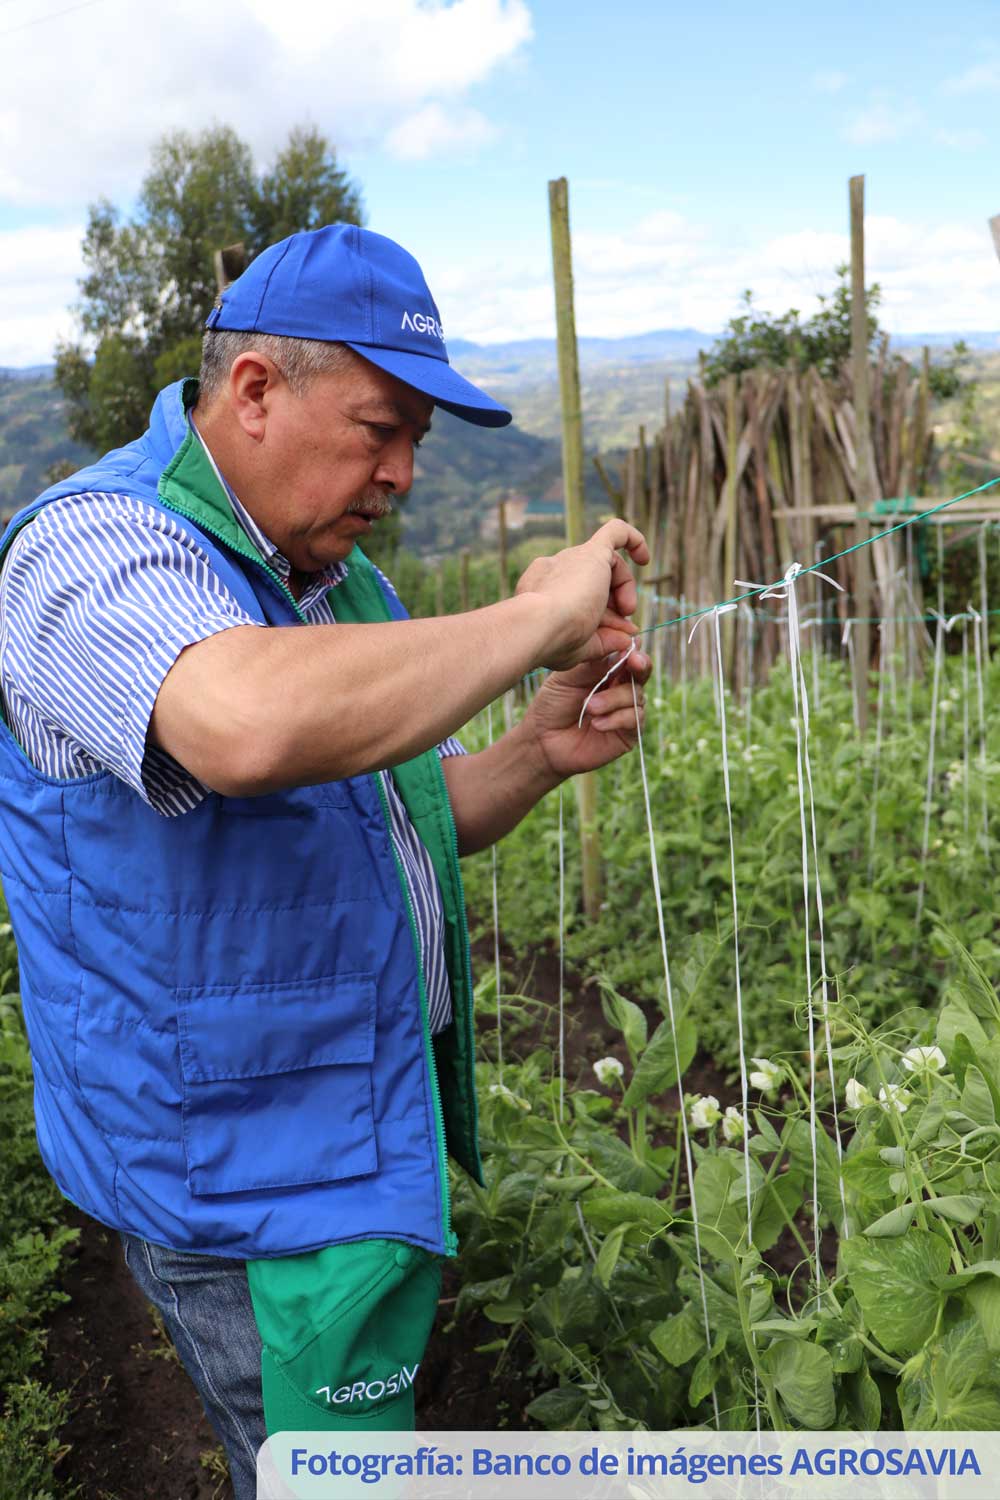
[741,603,755,748]
[487,701,503,1079]
[841,620,860,737]
[753,563,845,1284]
[577,640,637,727]
[628,670,719,1429]
[867,619,887,883]
[968,605,989,857]
[963,619,971,840]
[557,784,566,1123]
[679,592,688,735]
[690,603,762,1429]
[979,524,991,667]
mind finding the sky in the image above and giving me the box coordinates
[2,0,1000,367]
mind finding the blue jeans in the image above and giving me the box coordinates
[120,1232,268,1500]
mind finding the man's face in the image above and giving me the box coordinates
[253,352,433,573]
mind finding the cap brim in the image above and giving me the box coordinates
[344,343,512,428]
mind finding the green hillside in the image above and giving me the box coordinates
[0,373,92,521]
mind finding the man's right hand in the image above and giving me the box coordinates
[515,519,651,670]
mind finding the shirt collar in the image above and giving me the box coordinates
[187,412,347,594]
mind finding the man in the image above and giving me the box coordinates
[0,224,649,1494]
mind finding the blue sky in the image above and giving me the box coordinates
[2,0,999,364]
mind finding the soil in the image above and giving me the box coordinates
[39,933,801,1497]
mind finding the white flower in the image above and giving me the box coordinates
[696,737,708,752]
[878,1083,912,1115]
[688,1094,721,1131]
[748,1057,783,1095]
[488,1083,531,1111]
[721,1106,745,1142]
[939,698,953,715]
[593,1056,624,1088]
[845,1077,873,1110]
[902,1045,946,1074]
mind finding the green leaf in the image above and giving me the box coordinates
[582,1191,672,1233]
[761,1339,836,1428]
[961,1066,997,1128]
[935,1258,1000,1291]
[574,1122,664,1195]
[595,1224,629,1287]
[597,977,648,1061]
[937,1003,989,1058]
[483,1296,526,1324]
[850,1367,882,1428]
[753,1110,782,1151]
[841,1144,896,1199]
[840,1230,951,1354]
[524,1386,589,1428]
[650,1309,703,1368]
[969,1279,1000,1353]
[900,1316,1000,1428]
[863,1203,916,1237]
[752,1316,819,1340]
[688,1353,717,1407]
[787,1118,846,1231]
[622,1013,697,1106]
[926,1194,985,1225]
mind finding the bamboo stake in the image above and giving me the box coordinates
[548,176,601,916]
[849,174,875,734]
[723,375,739,669]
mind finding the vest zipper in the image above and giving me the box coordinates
[374,772,456,1254]
[159,500,309,623]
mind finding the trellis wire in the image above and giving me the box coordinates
[486,701,504,1079]
[915,612,946,928]
[629,669,719,1429]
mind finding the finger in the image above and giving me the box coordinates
[597,605,638,638]
[590,705,645,734]
[584,683,645,716]
[607,550,639,618]
[594,518,651,567]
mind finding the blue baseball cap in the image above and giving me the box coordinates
[205,224,512,428]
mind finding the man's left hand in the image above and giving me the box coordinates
[521,649,652,780]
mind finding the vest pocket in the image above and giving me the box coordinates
[176,972,377,1196]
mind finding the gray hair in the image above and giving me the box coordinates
[197,329,356,404]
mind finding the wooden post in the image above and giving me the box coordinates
[213,242,247,294]
[435,566,446,618]
[849,174,876,735]
[497,499,509,600]
[460,549,471,613]
[989,215,1000,264]
[548,175,601,917]
[722,374,739,670]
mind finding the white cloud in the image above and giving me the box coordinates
[422,209,1000,346]
[843,97,922,145]
[6,206,1000,368]
[942,59,1000,95]
[385,103,498,161]
[933,127,988,150]
[0,0,532,203]
[812,69,848,94]
[0,225,83,366]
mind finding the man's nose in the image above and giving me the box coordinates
[374,434,416,496]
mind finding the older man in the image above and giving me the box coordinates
[0,225,648,1494]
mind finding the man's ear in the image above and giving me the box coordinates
[228,352,283,442]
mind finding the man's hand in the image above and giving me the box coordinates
[515,519,650,670]
[520,648,652,780]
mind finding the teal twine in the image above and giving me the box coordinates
[636,474,1000,640]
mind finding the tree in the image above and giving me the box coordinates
[55,124,365,451]
[702,265,883,386]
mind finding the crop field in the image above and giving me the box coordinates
[454,624,1000,1432]
[5,604,1000,1481]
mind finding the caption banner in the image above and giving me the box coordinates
[257,1430,1000,1500]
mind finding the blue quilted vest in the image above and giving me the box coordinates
[0,380,480,1258]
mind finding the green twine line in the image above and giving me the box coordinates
[637,474,1000,639]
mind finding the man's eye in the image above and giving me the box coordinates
[367,423,396,440]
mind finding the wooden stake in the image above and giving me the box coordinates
[722,374,739,669]
[497,499,509,600]
[850,174,876,734]
[548,176,601,916]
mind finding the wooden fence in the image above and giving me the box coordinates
[592,345,967,684]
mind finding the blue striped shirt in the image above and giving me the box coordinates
[0,469,462,1032]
